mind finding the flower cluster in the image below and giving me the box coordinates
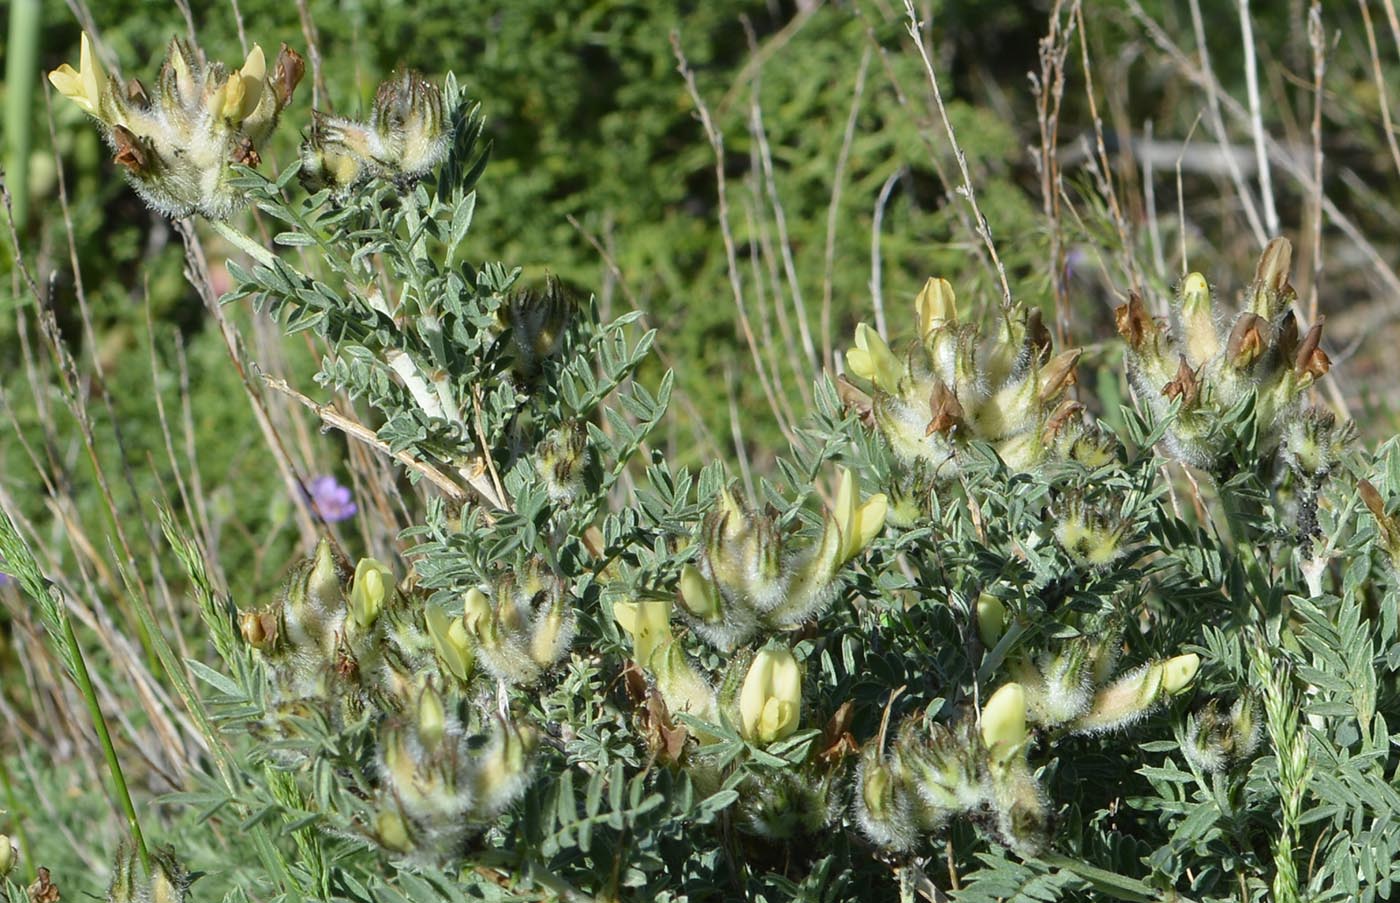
[1117,238,1334,470]
[299,69,451,198]
[1183,697,1261,773]
[238,541,544,861]
[843,278,1113,478]
[677,468,886,651]
[104,845,189,903]
[49,35,303,218]
[856,684,1045,854]
[979,602,1201,734]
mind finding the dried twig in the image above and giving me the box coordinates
[902,1,1014,309]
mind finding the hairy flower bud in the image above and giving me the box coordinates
[855,746,919,851]
[738,648,803,745]
[0,835,12,877]
[535,422,590,504]
[1072,653,1198,734]
[1184,697,1262,773]
[107,845,190,903]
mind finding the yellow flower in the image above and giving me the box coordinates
[738,648,803,744]
[209,44,266,123]
[425,604,473,681]
[831,467,887,564]
[48,33,109,119]
[845,323,901,392]
[613,598,673,669]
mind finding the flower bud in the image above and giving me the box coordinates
[472,720,538,817]
[535,422,590,504]
[980,683,1028,764]
[1073,653,1198,734]
[528,589,574,668]
[307,538,347,617]
[1250,237,1296,319]
[976,593,1007,647]
[738,648,803,745]
[1179,272,1220,365]
[425,603,473,682]
[703,488,783,608]
[371,69,451,177]
[1281,407,1354,479]
[0,835,13,876]
[300,70,448,198]
[1025,640,1095,726]
[348,558,392,631]
[106,845,189,903]
[915,277,958,337]
[855,746,919,851]
[678,563,723,623]
[376,809,412,853]
[416,683,447,752]
[845,323,902,393]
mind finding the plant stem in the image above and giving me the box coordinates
[3,0,39,231]
[62,614,150,873]
[208,218,279,270]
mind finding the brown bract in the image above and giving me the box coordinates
[1295,320,1331,380]
[926,381,964,436]
[1037,349,1081,405]
[1226,314,1268,370]
[1162,356,1201,408]
[1114,294,1156,351]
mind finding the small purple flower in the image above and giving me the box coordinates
[306,475,358,523]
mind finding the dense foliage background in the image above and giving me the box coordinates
[4,0,1400,900]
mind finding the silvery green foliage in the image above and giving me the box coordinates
[49,60,1400,903]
